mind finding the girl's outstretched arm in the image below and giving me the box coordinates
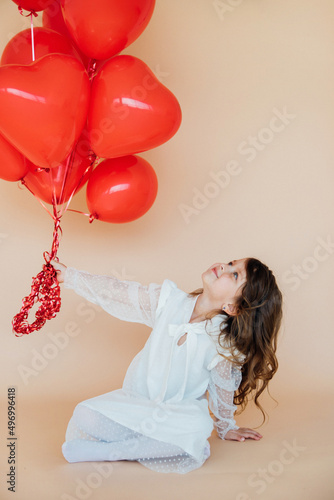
[50,260,161,328]
[207,358,262,442]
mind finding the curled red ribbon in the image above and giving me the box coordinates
[12,216,62,337]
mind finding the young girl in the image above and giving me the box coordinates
[52,257,282,474]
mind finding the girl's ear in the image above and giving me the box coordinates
[223,303,238,316]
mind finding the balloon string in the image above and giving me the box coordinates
[30,12,35,62]
[48,166,59,214]
[12,212,62,337]
[61,152,98,216]
[20,178,57,221]
[67,209,97,223]
[17,6,36,62]
[44,205,62,263]
[58,149,76,215]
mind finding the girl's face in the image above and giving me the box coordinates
[201,259,248,309]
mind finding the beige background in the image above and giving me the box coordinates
[0,0,333,499]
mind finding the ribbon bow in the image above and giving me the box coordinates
[168,322,206,341]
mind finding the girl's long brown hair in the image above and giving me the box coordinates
[191,258,283,425]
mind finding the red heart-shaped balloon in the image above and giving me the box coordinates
[60,0,155,60]
[87,55,182,159]
[0,53,90,168]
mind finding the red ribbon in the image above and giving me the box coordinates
[12,214,62,337]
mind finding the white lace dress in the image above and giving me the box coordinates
[61,268,244,474]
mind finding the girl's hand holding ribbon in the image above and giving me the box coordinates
[51,260,67,283]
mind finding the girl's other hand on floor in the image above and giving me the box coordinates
[224,427,263,442]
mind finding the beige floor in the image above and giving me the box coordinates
[1,390,333,500]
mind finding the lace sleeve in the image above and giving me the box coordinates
[64,267,161,328]
[207,357,242,439]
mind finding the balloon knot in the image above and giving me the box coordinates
[88,151,97,165]
[88,60,97,80]
[18,6,38,17]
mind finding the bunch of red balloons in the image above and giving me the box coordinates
[0,0,182,223]
[3,0,182,336]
